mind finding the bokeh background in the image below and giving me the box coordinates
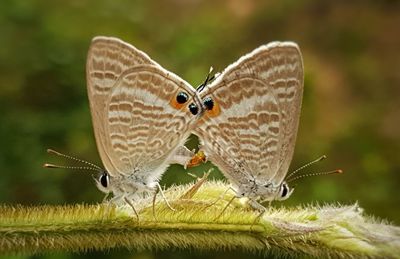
[1,0,399,258]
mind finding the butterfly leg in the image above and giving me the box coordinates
[215,195,237,220]
[179,168,212,200]
[187,183,236,221]
[248,199,267,231]
[248,199,267,211]
[156,182,176,212]
[107,193,124,205]
[152,187,160,221]
[208,186,236,208]
[102,192,111,203]
[124,196,140,221]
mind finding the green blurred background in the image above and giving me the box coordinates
[1,0,399,258]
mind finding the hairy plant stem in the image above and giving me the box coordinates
[0,181,399,258]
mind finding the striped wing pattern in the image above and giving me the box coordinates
[87,37,199,182]
[195,42,304,188]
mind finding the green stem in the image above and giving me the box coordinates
[1,181,399,258]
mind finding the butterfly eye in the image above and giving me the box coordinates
[100,173,109,188]
[203,97,214,110]
[176,92,188,104]
[188,103,199,115]
[280,183,288,198]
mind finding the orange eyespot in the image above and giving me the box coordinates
[206,99,220,117]
[202,96,220,118]
[170,91,188,109]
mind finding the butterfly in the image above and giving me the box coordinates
[193,42,305,210]
[86,36,204,205]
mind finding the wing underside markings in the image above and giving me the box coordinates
[195,42,304,187]
[87,36,200,181]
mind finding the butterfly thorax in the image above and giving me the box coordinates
[236,178,278,201]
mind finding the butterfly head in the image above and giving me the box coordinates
[43,149,116,195]
[275,181,294,201]
[254,181,294,201]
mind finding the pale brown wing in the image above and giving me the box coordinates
[195,42,304,187]
[87,36,201,178]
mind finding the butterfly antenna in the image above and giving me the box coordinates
[197,67,219,92]
[46,149,102,171]
[285,155,327,181]
[286,169,343,183]
[43,163,101,172]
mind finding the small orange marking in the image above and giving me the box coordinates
[170,95,185,110]
[206,100,221,117]
[186,150,207,168]
[196,118,206,126]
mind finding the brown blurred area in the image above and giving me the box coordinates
[0,1,399,258]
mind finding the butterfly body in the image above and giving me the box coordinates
[194,42,303,207]
[86,36,203,202]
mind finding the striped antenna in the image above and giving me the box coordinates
[43,163,101,172]
[286,169,343,183]
[44,149,103,172]
[285,155,327,181]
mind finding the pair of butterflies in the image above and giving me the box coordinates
[85,36,304,208]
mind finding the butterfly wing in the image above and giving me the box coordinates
[195,42,304,187]
[87,36,201,181]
